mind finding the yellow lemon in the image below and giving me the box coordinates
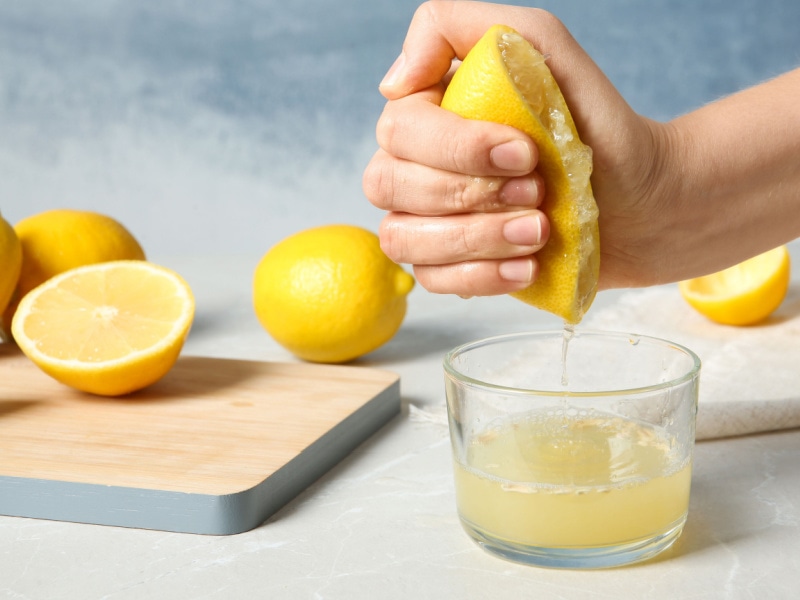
[678,246,791,326]
[0,211,22,317]
[253,224,415,363]
[441,24,599,324]
[12,260,195,396]
[14,208,146,299]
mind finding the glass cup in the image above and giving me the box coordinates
[443,330,701,569]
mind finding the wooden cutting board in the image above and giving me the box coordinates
[0,344,400,535]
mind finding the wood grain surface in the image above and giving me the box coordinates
[0,344,400,496]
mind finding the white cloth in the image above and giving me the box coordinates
[585,285,800,440]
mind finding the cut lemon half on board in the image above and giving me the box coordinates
[11,260,195,396]
[678,246,791,326]
[441,24,599,324]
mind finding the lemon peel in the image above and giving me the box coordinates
[253,224,415,363]
[679,246,791,326]
[441,24,599,323]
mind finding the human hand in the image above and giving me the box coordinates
[363,0,669,294]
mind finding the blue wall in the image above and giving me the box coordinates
[1,1,798,256]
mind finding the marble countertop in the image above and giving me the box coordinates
[3,248,800,599]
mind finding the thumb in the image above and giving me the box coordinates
[377,1,546,100]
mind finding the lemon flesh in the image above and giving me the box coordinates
[11,260,195,396]
[679,246,790,326]
[441,25,600,324]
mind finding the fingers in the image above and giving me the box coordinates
[363,93,541,216]
[374,90,537,177]
[364,149,544,216]
[412,257,539,297]
[379,210,549,266]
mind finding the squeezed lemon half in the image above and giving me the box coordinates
[441,24,600,324]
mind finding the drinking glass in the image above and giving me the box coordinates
[444,330,701,569]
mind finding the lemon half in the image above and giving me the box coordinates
[441,24,599,324]
[679,246,791,326]
[12,260,195,396]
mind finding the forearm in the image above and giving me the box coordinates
[665,68,800,279]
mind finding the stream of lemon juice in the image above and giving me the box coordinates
[454,324,691,549]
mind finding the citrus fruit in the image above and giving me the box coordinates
[678,246,791,326]
[253,224,415,363]
[11,260,195,396]
[3,208,146,338]
[14,208,146,299]
[440,24,599,324]
[0,211,22,317]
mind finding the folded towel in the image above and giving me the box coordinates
[585,285,800,440]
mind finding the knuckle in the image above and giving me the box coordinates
[411,265,437,293]
[446,132,473,175]
[362,154,391,208]
[377,219,408,263]
[375,105,400,153]
[446,222,479,258]
[442,176,470,213]
[446,120,496,175]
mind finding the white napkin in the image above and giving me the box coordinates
[584,285,800,440]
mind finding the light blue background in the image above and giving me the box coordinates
[2,0,799,259]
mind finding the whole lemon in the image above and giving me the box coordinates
[0,211,22,316]
[14,209,146,298]
[253,224,415,363]
[2,209,146,336]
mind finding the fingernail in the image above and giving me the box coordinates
[490,140,532,172]
[503,215,543,246]
[499,258,534,283]
[380,52,407,90]
[500,177,538,206]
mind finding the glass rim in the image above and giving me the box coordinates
[442,329,702,398]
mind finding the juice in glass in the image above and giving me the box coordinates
[453,411,691,550]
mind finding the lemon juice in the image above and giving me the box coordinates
[453,411,692,551]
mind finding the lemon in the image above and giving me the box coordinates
[3,209,147,335]
[441,25,600,324]
[253,224,415,363]
[14,208,146,299]
[12,260,195,396]
[0,211,22,318]
[678,246,791,326]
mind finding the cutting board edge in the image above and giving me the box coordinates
[0,377,402,535]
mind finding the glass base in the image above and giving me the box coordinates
[460,516,687,570]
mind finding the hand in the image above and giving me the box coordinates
[363,1,669,294]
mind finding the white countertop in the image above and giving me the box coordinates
[3,249,800,599]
